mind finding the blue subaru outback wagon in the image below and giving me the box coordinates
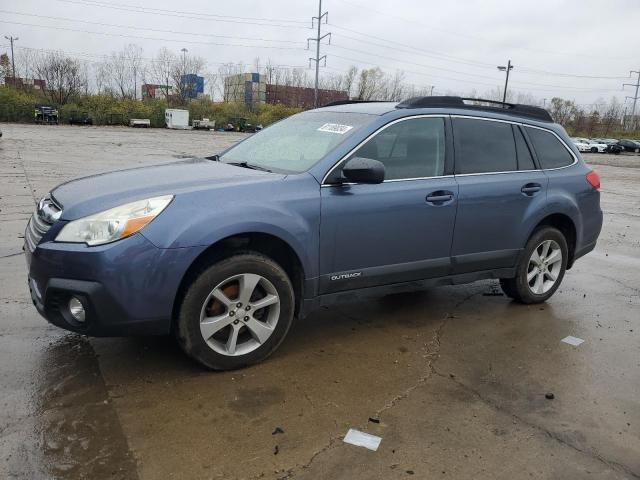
[25,97,602,369]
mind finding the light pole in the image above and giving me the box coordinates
[429,85,435,96]
[497,60,513,104]
[4,35,18,86]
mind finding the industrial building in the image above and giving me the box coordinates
[223,72,348,108]
[3,76,45,90]
[266,84,348,109]
[141,84,174,100]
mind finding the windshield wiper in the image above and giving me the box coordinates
[227,161,272,173]
[205,154,220,161]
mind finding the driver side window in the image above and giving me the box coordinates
[347,117,446,180]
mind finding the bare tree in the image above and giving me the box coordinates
[34,51,87,104]
[0,53,10,82]
[94,59,112,95]
[104,44,145,99]
[549,97,578,125]
[601,97,623,135]
[171,52,205,104]
[148,47,175,98]
[355,67,384,100]
[219,62,245,102]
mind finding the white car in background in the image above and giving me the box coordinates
[586,139,608,153]
[571,138,592,153]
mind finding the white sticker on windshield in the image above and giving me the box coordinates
[318,123,353,134]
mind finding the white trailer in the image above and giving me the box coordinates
[165,109,190,129]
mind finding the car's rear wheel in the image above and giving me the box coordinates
[176,253,295,370]
[500,227,568,304]
[590,147,598,153]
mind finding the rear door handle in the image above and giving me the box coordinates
[521,183,542,196]
[426,190,454,204]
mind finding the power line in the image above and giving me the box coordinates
[333,0,635,62]
[328,44,621,92]
[62,0,309,24]
[330,24,497,69]
[0,20,305,51]
[55,0,310,29]
[3,43,309,70]
[328,52,622,95]
[328,44,501,81]
[517,66,629,80]
[0,10,303,44]
[331,24,630,81]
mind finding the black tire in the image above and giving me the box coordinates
[590,147,597,153]
[500,227,568,304]
[176,253,295,370]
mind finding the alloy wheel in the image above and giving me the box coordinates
[199,273,280,356]
[527,240,563,295]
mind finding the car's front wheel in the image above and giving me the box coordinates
[176,253,295,370]
[500,227,568,304]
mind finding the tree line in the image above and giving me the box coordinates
[1,43,637,136]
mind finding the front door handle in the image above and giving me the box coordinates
[426,190,454,204]
[521,183,542,196]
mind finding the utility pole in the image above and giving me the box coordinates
[429,85,435,96]
[497,60,513,104]
[4,35,18,86]
[623,69,640,130]
[308,0,330,108]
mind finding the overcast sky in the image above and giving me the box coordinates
[1,0,639,106]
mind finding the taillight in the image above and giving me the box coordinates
[586,170,600,190]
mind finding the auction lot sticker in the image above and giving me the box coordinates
[318,123,354,134]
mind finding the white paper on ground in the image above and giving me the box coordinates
[343,429,382,451]
[561,335,585,346]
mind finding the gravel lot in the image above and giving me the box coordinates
[1,124,639,480]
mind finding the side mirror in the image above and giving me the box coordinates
[341,157,385,184]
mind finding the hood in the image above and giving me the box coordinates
[52,158,284,220]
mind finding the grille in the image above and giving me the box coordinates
[25,197,62,252]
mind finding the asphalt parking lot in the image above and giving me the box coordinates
[1,123,639,480]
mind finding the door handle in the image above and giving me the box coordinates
[521,183,542,196]
[426,191,454,204]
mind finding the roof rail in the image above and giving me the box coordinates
[322,99,392,107]
[396,96,553,122]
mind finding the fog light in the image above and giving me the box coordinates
[68,297,86,322]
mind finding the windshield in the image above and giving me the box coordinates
[220,111,374,173]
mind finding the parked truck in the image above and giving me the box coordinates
[34,105,59,125]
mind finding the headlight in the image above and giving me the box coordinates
[56,195,173,246]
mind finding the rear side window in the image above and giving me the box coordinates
[513,125,536,170]
[453,118,517,174]
[525,127,574,169]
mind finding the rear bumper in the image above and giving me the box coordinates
[26,233,206,336]
[571,207,603,267]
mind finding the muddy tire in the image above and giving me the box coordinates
[176,253,295,370]
[500,227,568,304]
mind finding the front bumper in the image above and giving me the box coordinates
[26,233,205,336]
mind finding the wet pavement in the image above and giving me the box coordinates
[1,124,638,479]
